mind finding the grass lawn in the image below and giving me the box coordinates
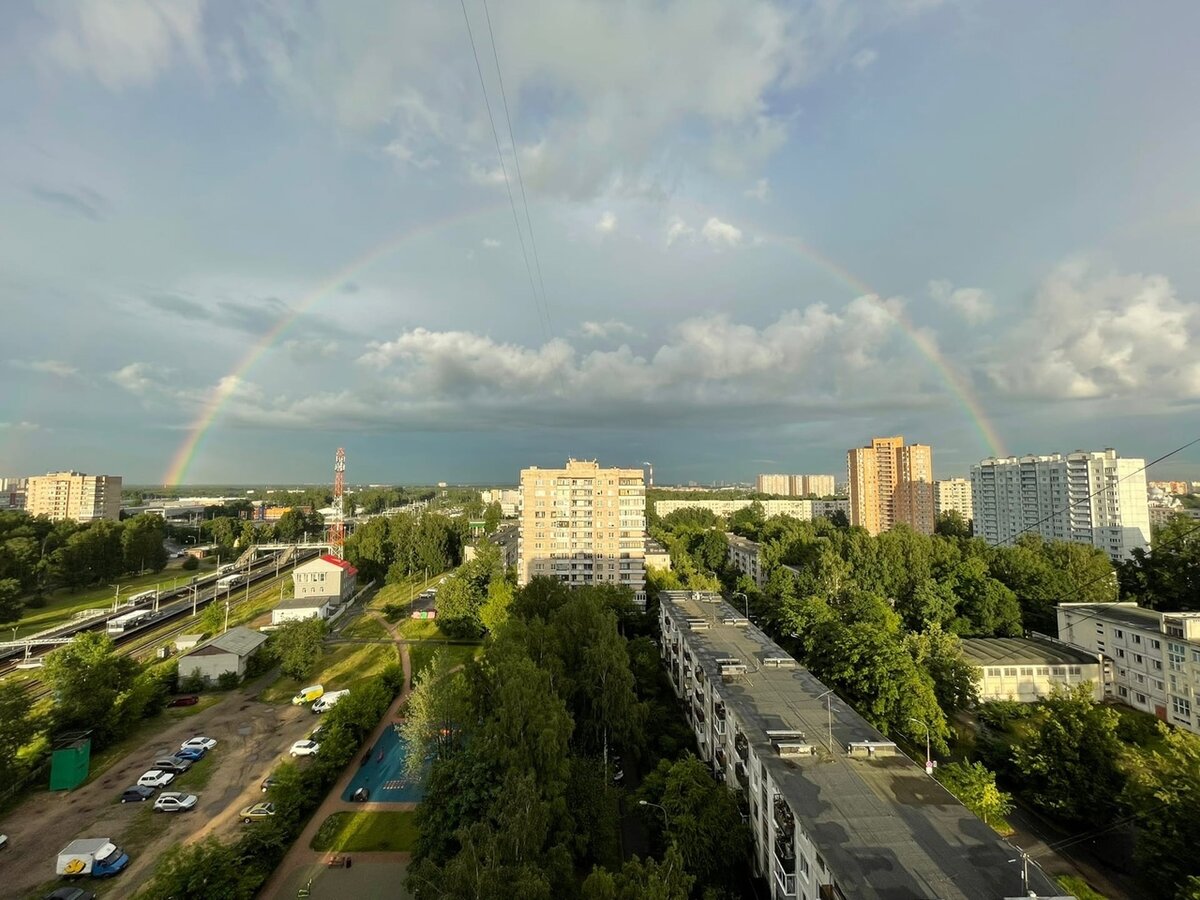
[260,642,401,704]
[118,805,163,856]
[1057,875,1109,900]
[343,613,390,641]
[83,697,220,786]
[310,810,419,852]
[13,563,205,639]
[370,571,449,611]
[409,641,481,680]
[173,753,215,791]
[395,618,449,641]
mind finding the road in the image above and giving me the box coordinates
[1006,800,1139,899]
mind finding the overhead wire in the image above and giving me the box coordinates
[458,0,548,339]
[480,0,553,337]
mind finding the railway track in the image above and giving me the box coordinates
[8,548,319,702]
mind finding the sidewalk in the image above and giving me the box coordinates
[261,624,413,899]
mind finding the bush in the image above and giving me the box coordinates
[181,555,200,571]
[24,593,47,609]
[217,671,241,690]
[179,670,206,693]
[977,700,1034,730]
[382,602,407,623]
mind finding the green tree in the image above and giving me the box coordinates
[1123,728,1200,896]
[479,577,515,634]
[951,557,1022,637]
[937,761,1012,829]
[402,649,471,777]
[121,513,168,574]
[273,508,311,542]
[272,617,327,681]
[1119,517,1200,611]
[581,846,695,900]
[0,577,24,624]
[483,501,502,535]
[1010,685,1124,824]
[140,835,257,900]
[42,631,139,737]
[935,510,972,539]
[903,625,979,717]
[0,689,37,785]
[435,575,485,639]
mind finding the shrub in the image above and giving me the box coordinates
[382,602,407,623]
[25,593,47,609]
[217,671,241,690]
[181,556,200,571]
[179,671,206,693]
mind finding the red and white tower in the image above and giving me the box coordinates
[330,447,346,557]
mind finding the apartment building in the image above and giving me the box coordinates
[518,459,647,603]
[935,478,973,523]
[644,536,672,572]
[655,498,849,521]
[725,533,802,589]
[0,477,25,510]
[757,475,839,497]
[24,471,121,522]
[756,474,792,495]
[960,637,1104,702]
[658,591,1065,900]
[1059,603,1200,734]
[972,449,1151,562]
[847,437,935,536]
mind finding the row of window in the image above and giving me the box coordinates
[985,666,1083,678]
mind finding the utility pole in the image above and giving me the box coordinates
[817,688,836,752]
[909,717,933,775]
[192,584,198,617]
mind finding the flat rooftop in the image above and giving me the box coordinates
[960,637,1098,667]
[661,591,1062,900]
[1060,602,1162,629]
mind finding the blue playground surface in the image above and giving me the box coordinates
[342,724,428,803]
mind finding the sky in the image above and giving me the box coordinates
[2,0,1199,486]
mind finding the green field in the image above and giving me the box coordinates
[395,618,449,641]
[310,810,419,852]
[369,572,447,612]
[1057,875,1109,900]
[260,642,401,704]
[342,613,390,640]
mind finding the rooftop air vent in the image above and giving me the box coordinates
[846,741,898,758]
[719,659,747,678]
[685,617,710,631]
[762,656,796,668]
[722,615,749,626]
[774,741,816,758]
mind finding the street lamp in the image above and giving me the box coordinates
[638,800,670,830]
[816,688,837,752]
[732,591,750,622]
[909,717,933,775]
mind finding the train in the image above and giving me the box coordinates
[106,609,158,635]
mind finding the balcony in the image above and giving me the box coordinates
[773,796,795,834]
[774,834,797,868]
[773,866,798,898]
[734,761,748,790]
[735,733,749,761]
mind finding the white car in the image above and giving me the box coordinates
[154,792,198,812]
[289,740,319,758]
[137,769,176,789]
[180,736,218,752]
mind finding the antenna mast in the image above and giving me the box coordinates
[330,447,346,557]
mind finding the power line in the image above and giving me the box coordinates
[458,0,548,339]
[986,436,1200,549]
[480,0,552,337]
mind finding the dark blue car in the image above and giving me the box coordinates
[175,746,206,761]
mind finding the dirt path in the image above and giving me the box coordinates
[260,617,413,900]
[3,684,316,898]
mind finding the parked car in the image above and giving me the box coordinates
[42,888,96,900]
[292,684,324,706]
[0,833,7,849]
[180,736,217,752]
[260,775,278,793]
[309,724,324,741]
[120,786,155,804]
[175,746,206,762]
[312,690,349,714]
[351,787,370,802]
[290,740,320,758]
[239,802,275,823]
[152,757,192,774]
[137,770,175,789]
[153,792,198,813]
[166,695,199,708]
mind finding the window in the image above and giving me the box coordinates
[1116,648,1125,658]
[1069,666,1081,676]
[1153,660,1163,671]
[986,668,1001,677]
[1118,686,1128,697]
[1134,654,1144,664]
[1169,643,1186,671]
[1003,667,1017,677]
[1020,667,1033,676]
[1172,696,1192,719]
[1135,692,1147,704]
[1133,634,1142,644]
[1115,629,1124,638]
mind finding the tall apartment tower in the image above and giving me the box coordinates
[847,437,935,535]
[24,471,122,522]
[972,449,1150,562]
[518,459,647,603]
[935,478,974,522]
[755,474,791,495]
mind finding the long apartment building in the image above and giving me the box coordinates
[659,591,1066,900]
[1059,602,1200,735]
[655,498,849,521]
[971,449,1151,562]
[726,533,801,589]
[847,437,935,535]
[755,474,838,497]
[24,471,121,522]
[518,459,647,603]
[935,478,973,523]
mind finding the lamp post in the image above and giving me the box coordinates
[732,590,750,622]
[638,799,670,830]
[108,583,121,612]
[909,717,933,775]
[816,688,836,752]
[1007,851,1030,896]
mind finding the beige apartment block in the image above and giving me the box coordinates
[518,459,647,603]
[755,474,791,495]
[847,437,935,536]
[935,478,973,523]
[25,471,122,522]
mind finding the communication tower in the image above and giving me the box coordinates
[330,447,346,557]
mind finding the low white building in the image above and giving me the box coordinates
[180,626,268,683]
[293,554,358,603]
[959,637,1104,702]
[656,497,849,522]
[271,595,337,625]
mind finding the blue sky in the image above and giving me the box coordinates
[2,0,1198,485]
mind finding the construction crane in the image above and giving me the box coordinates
[330,447,346,558]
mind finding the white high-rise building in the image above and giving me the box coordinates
[934,478,973,522]
[971,449,1150,562]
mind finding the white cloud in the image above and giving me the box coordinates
[580,320,637,339]
[40,0,207,90]
[701,217,743,247]
[110,361,172,396]
[481,238,502,248]
[928,279,994,324]
[468,163,508,187]
[850,48,878,70]
[383,140,439,169]
[986,261,1200,401]
[11,359,78,377]
[744,178,771,201]
[665,216,694,246]
[595,212,618,234]
[0,421,40,432]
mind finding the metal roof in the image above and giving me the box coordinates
[188,625,268,658]
[295,554,358,576]
[660,591,1065,900]
[1059,603,1161,630]
[960,637,1099,667]
[275,595,332,610]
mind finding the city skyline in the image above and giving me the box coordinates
[2,2,1199,485]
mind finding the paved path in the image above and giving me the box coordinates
[262,610,414,899]
[1006,802,1138,899]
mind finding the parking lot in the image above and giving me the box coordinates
[3,686,319,898]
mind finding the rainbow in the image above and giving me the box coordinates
[163,213,1006,485]
[764,233,1007,458]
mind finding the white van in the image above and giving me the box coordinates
[311,690,349,714]
[292,685,324,706]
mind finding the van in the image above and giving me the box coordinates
[311,690,349,714]
[292,685,324,706]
